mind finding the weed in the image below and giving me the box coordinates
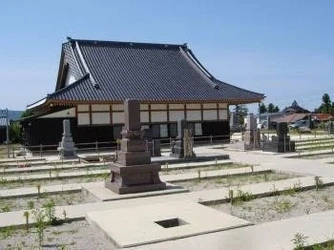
[33,208,47,249]
[27,200,34,210]
[273,198,294,213]
[291,232,308,250]
[42,199,61,226]
[234,190,254,204]
[0,226,15,239]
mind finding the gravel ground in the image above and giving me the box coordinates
[0,220,113,250]
[210,185,334,224]
[160,163,249,175]
[0,191,97,213]
[175,172,296,192]
[0,174,109,190]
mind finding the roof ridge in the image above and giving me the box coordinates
[179,47,220,90]
[65,38,187,49]
[75,41,99,89]
[48,74,90,98]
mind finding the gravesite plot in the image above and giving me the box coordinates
[1,106,334,249]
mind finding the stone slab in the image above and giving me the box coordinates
[86,200,251,248]
[83,182,188,201]
[131,210,334,250]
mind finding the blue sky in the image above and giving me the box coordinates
[1,0,333,113]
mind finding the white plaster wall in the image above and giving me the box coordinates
[169,111,185,122]
[186,110,201,121]
[65,72,76,86]
[151,111,167,122]
[92,113,110,125]
[186,103,201,109]
[91,104,110,111]
[203,110,217,120]
[112,104,124,111]
[77,105,89,112]
[140,104,149,110]
[112,112,124,124]
[219,110,228,120]
[219,103,228,109]
[41,108,75,118]
[150,104,167,110]
[140,112,149,123]
[77,113,90,125]
[203,103,217,109]
[169,104,183,110]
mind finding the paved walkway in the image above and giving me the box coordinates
[1,145,334,249]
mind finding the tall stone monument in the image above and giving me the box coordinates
[105,99,166,194]
[171,119,187,158]
[57,119,77,159]
[244,114,260,150]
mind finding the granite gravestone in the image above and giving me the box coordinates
[105,99,166,194]
[244,114,260,150]
[262,122,295,153]
[57,119,77,159]
[171,119,195,158]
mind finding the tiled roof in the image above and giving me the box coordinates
[47,39,264,103]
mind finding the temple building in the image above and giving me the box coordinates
[21,38,264,147]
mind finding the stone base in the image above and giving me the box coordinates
[57,147,77,159]
[117,151,151,166]
[105,162,166,194]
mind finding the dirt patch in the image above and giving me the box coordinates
[174,172,296,192]
[161,163,251,175]
[210,185,334,224]
[0,191,97,213]
[0,220,113,250]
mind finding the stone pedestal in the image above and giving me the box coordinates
[105,99,166,194]
[57,119,77,159]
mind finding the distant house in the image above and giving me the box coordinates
[282,100,310,114]
[0,110,23,143]
[21,38,264,147]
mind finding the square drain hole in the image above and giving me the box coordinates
[155,218,188,228]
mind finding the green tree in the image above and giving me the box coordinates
[259,103,267,114]
[317,93,334,114]
[21,109,33,118]
[273,105,280,113]
[9,122,21,143]
[267,103,275,113]
[234,104,248,124]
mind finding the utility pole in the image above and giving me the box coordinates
[0,109,10,158]
[6,109,9,158]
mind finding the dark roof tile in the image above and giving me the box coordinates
[47,39,264,103]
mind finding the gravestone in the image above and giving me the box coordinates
[171,119,195,158]
[244,114,260,150]
[57,119,77,159]
[142,129,161,156]
[229,112,240,132]
[262,122,295,153]
[105,99,166,194]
